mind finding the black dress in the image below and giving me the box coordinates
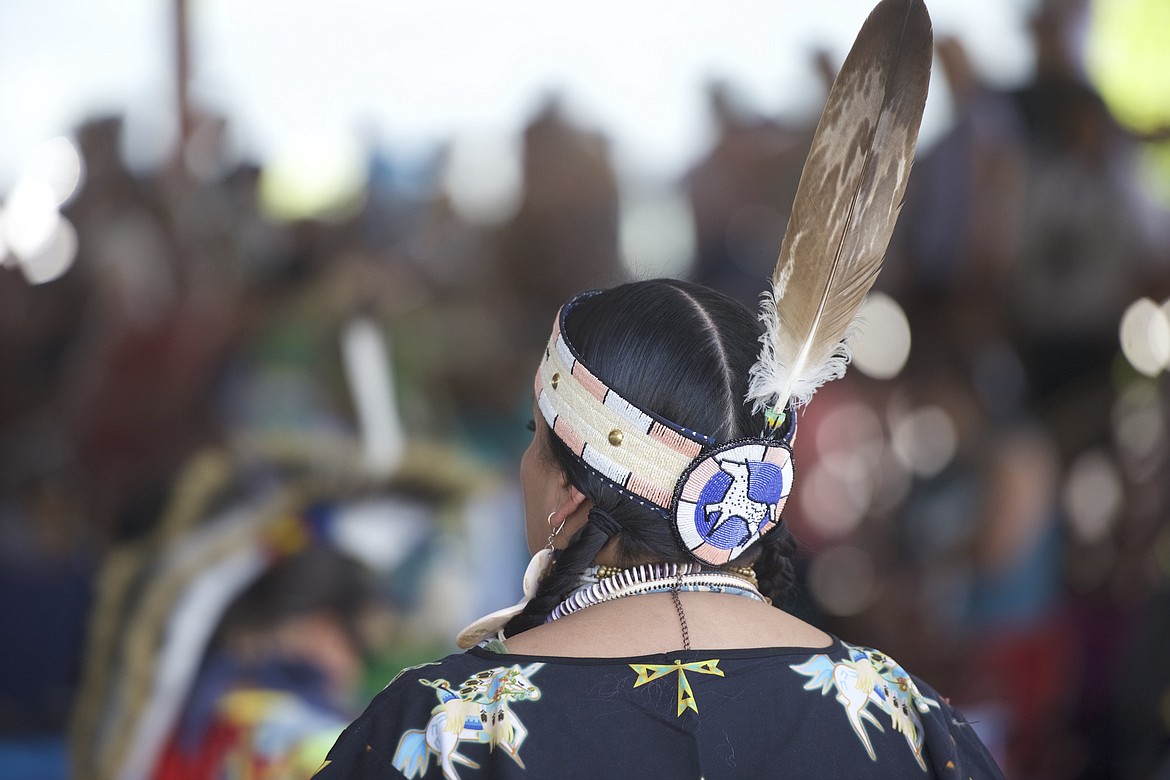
[314,637,1002,779]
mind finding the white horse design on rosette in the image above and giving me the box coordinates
[392,663,544,780]
[702,458,773,544]
[674,441,793,564]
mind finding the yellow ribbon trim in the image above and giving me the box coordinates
[630,659,724,716]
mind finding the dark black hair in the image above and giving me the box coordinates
[504,279,795,636]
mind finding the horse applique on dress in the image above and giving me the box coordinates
[392,663,544,780]
[790,644,939,771]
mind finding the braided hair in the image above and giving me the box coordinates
[504,279,795,637]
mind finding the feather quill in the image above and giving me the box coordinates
[748,0,932,421]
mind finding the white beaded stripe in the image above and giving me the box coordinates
[538,381,669,513]
[553,332,703,439]
[541,388,686,494]
[675,498,706,550]
[537,390,562,440]
[553,334,576,380]
[540,375,683,496]
[543,337,648,442]
[538,340,693,492]
[553,334,653,431]
[581,442,630,486]
[601,391,654,433]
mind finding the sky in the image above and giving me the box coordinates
[0,0,1037,191]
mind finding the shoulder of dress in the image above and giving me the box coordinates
[380,653,471,692]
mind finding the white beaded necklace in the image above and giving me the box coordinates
[546,562,766,623]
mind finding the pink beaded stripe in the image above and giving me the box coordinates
[536,315,710,512]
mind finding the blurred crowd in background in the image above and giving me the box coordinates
[3,0,1170,778]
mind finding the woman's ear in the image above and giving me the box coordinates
[558,485,587,517]
[554,485,590,542]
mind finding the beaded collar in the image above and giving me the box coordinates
[546,562,767,623]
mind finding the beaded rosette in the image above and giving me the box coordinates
[673,439,793,564]
[536,292,796,565]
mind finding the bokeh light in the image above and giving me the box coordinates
[1087,0,1170,134]
[1087,0,1170,204]
[440,133,522,226]
[3,177,62,259]
[851,292,911,380]
[1112,381,1165,478]
[0,207,9,264]
[258,131,367,222]
[890,405,958,478]
[816,401,885,470]
[23,136,84,207]
[801,461,868,539]
[1119,297,1170,376]
[1062,449,1123,544]
[0,136,85,283]
[807,545,877,617]
[16,216,78,285]
[870,455,912,517]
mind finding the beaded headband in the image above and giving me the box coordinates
[535,291,795,565]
